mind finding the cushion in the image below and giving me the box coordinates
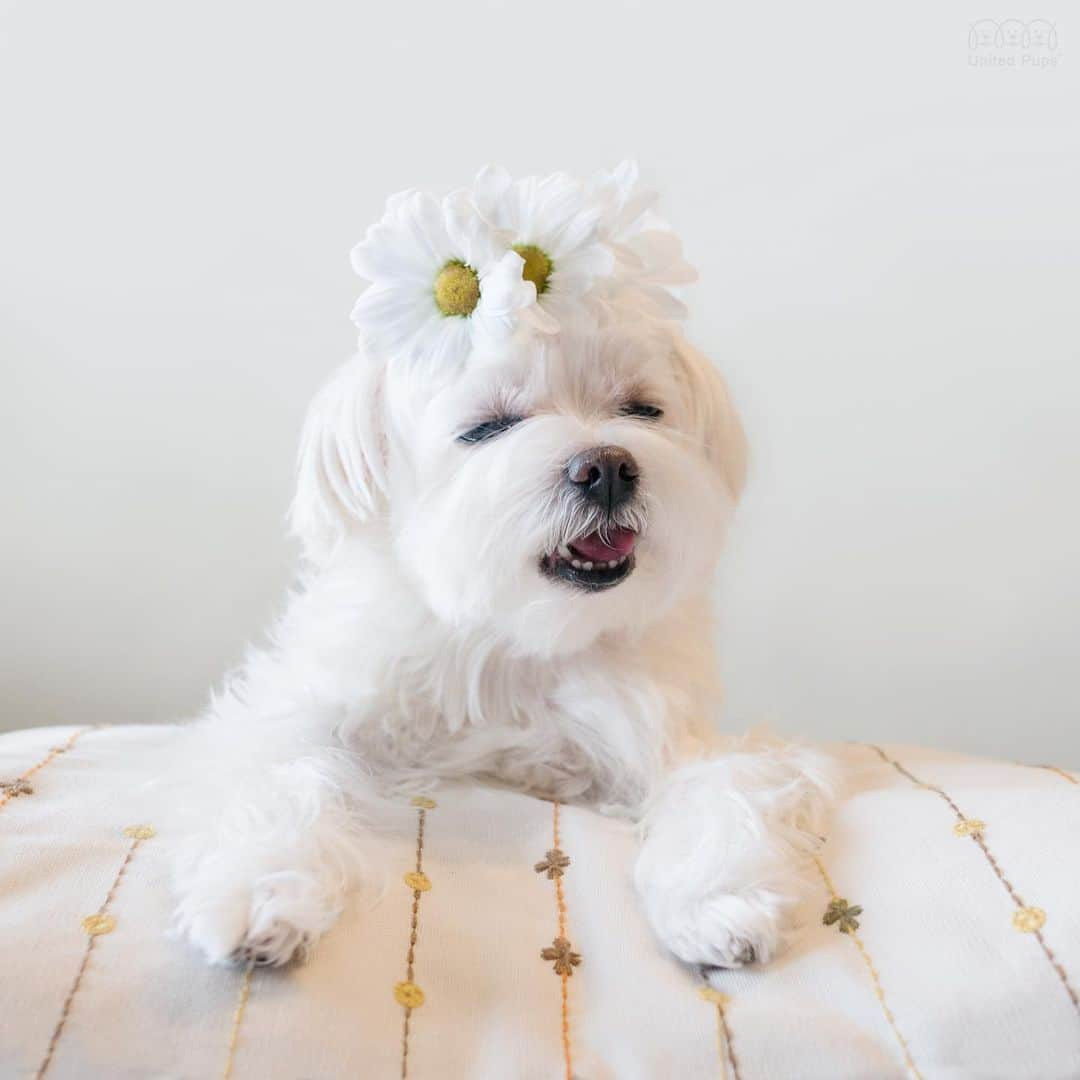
[2,724,1078,1079]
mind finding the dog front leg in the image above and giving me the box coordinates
[634,738,834,970]
[168,713,375,967]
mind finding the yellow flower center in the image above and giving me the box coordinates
[513,244,553,295]
[433,261,480,316]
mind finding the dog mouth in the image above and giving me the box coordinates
[540,528,637,592]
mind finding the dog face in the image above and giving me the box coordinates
[1025,20,1057,49]
[293,321,746,656]
[969,19,998,49]
[997,19,1025,47]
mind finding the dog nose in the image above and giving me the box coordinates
[566,445,639,511]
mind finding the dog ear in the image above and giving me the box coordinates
[290,355,388,562]
[672,338,748,500]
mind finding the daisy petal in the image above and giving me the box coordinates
[351,222,434,284]
[473,249,546,350]
[444,189,501,270]
[632,231,698,285]
[471,164,515,228]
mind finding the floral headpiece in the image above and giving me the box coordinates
[350,162,696,367]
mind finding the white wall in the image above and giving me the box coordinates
[2,2,1077,763]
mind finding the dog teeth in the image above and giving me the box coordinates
[559,548,630,574]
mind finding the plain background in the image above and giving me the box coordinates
[2,3,1077,763]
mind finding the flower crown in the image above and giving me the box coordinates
[350,162,696,367]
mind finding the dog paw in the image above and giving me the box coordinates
[231,916,312,968]
[174,869,337,968]
[651,888,787,971]
[634,742,836,974]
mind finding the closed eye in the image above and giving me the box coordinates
[457,416,524,444]
[621,402,664,420]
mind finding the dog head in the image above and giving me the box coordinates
[291,166,746,656]
[969,19,998,49]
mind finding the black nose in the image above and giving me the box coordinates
[566,445,639,512]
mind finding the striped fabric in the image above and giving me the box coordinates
[1,724,1078,1079]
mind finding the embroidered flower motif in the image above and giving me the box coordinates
[533,848,571,879]
[0,779,33,797]
[410,796,437,810]
[404,871,432,892]
[1012,906,1047,933]
[123,824,155,840]
[351,190,539,369]
[82,914,116,936]
[470,166,613,331]
[953,818,986,838]
[823,897,863,935]
[541,935,582,976]
[394,980,426,1008]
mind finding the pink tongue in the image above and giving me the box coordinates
[569,528,637,562]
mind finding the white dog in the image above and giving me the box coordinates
[170,164,832,975]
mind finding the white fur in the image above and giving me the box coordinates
[169,313,832,971]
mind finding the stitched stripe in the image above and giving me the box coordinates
[1034,764,1078,785]
[869,744,1080,1018]
[715,995,737,1080]
[698,986,738,1080]
[552,802,573,1080]
[221,962,255,1080]
[36,824,155,1078]
[534,801,579,1079]
[397,796,436,1078]
[0,727,96,811]
[813,856,922,1080]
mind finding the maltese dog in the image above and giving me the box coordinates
[169,163,832,974]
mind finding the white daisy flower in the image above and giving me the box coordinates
[470,166,614,331]
[587,160,697,320]
[350,189,537,368]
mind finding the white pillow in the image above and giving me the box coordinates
[1,724,1078,1078]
